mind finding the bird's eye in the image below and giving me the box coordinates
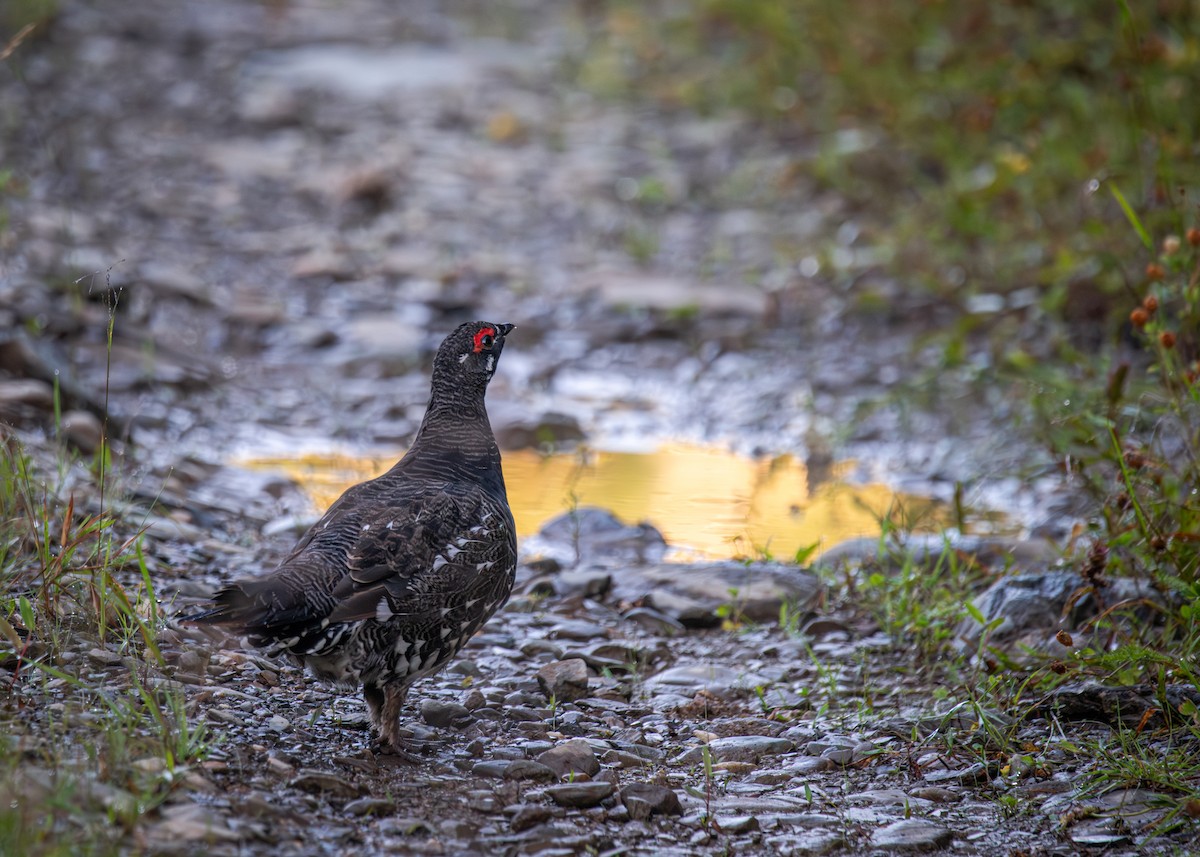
[481,334,495,349]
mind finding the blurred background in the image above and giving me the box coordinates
[2,0,1197,558]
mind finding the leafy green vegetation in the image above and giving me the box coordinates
[0,344,211,856]
[575,0,1200,335]
[579,0,1200,818]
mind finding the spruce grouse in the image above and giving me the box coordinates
[189,321,517,752]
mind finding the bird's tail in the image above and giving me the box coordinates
[176,585,259,627]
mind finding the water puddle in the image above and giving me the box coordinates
[242,443,956,560]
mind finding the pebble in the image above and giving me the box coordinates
[377,817,434,836]
[545,781,614,808]
[510,804,552,832]
[717,814,760,833]
[622,607,686,636]
[290,770,362,798]
[536,739,600,778]
[421,699,473,728]
[645,663,769,697]
[147,802,241,843]
[503,760,558,782]
[677,735,794,765]
[619,783,683,819]
[872,818,954,852]
[537,658,590,702]
[345,797,395,816]
[60,410,104,454]
[87,648,123,667]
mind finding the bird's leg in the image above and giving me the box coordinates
[380,684,407,748]
[367,684,423,763]
[364,684,385,733]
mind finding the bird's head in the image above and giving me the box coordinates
[432,321,515,391]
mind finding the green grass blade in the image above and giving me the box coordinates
[1109,183,1152,250]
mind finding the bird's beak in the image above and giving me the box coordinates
[498,323,515,337]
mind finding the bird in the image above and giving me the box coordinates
[187,321,517,753]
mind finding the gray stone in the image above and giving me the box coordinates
[492,408,586,450]
[872,819,953,851]
[510,804,552,832]
[0,379,54,408]
[625,562,822,627]
[777,830,847,856]
[290,770,362,798]
[586,271,769,318]
[59,408,104,453]
[421,699,473,728]
[345,797,394,816]
[472,761,512,778]
[536,739,600,778]
[545,781,614,808]
[956,570,1162,649]
[619,783,683,819]
[923,761,998,786]
[377,817,434,836]
[503,760,557,782]
[528,570,612,599]
[677,736,794,765]
[530,507,667,566]
[148,802,242,843]
[547,620,610,642]
[622,607,686,636]
[645,663,769,697]
[536,658,590,702]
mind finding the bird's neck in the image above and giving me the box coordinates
[407,393,499,462]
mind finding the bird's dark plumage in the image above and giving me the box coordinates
[189,321,517,751]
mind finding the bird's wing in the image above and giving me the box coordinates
[324,487,514,625]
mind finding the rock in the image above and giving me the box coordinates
[536,739,600,778]
[545,781,614,808]
[502,760,557,782]
[716,814,759,833]
[777,830,847,856]
[290,770,362,798]
[510,804,552,832]
[377,817,434,836]
[619,783,683,820]
[623,562,822,627]
[527,570,612,599]
[421,699,474,728]
[1033,681,1200,729]
[622,607,686,636]
[546,620,609,642]
[537,658,590,702]
[956,571,1162,649]
[87,647,123,667]
[340,314,428,374]
[909,787,961,803]
[492,408,586,450]
[246,43,534,102]
[345,797,395,816]
[585,271,769,318]
[0,379,54,409]
[644,663,769,697]
[61,410,104,454]
[148,802,242,843]
[643,589,719,628]
[472,761,511,778]
[922,762,998,786]
[529,507,667,566]
[267,714,290,732]
[872,819,953,851]
[677,736,794,765]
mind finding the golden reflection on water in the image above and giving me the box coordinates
[242,443,947,560]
